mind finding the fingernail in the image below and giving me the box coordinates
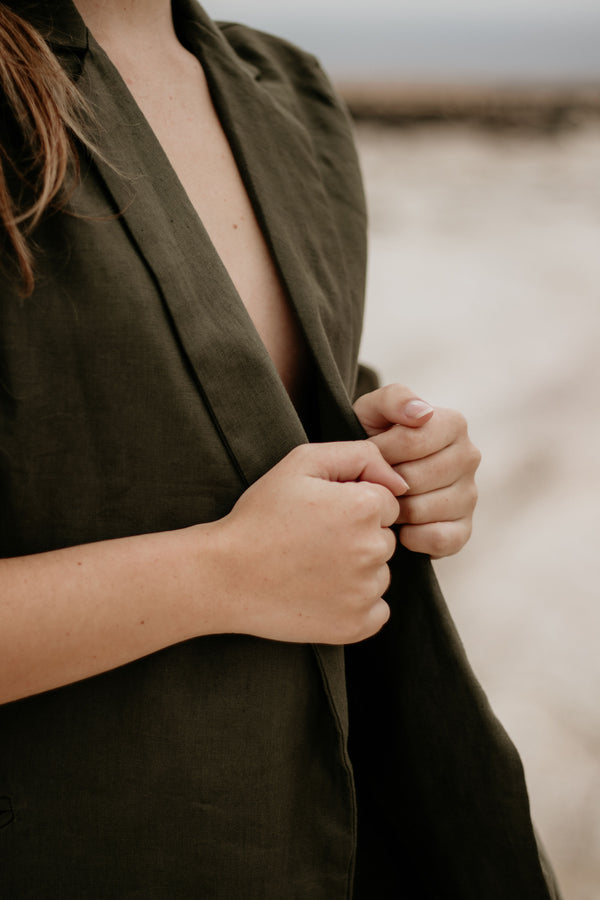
[404,399,434,419]
[395,473,410,493]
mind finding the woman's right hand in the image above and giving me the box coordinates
[209,441,407,645]
[0,441,405,703]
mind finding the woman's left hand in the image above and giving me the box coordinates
[353,384,481,558]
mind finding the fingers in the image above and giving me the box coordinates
[395,439,482,497]
[395,470,478,559]
[226,439,403,647]
[353,383,434,436]
[377,407,480,558]
[293,440,408,496]
[287,441,402,537]
[396,477,478,527]
[356,442,410,496]
[351,481,400,528]
[399,519,473,559]
[372,407,468,468]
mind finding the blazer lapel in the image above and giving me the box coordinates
[75,33,316,489]
[175,2,365,438]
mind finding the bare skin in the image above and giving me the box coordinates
[0,0,480,705]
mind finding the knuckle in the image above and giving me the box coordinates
[379,563,393,596]
[288,443,310,465]
[442,408,468,440]
[456,477,478,514]
[383,382,403,402]
[382,538,396,565]
[383,382,411,413]
[373,531,390,559]
[466,442,482,471]
[358,564,391,601]
[378,529,397,563]
[451,409,469,433]
[428,519,472,558]
[353,534,379,566]
[428,524,458,559]
[356,530,396,571]
[356,482,384,514]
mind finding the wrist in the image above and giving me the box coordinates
[178,516,242,639]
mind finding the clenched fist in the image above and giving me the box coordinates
[211,440,407,645]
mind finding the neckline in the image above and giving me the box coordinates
[83,8,318,432]
[76,25,314,485]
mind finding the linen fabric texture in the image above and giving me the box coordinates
[0,1,560,897]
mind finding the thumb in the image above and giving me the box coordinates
[302,440,408,495]
[354,384,434,435]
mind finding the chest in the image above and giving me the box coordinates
[116,52,311,406]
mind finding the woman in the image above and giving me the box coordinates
[0,1,559,896]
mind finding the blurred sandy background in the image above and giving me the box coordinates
[355,115,600,900]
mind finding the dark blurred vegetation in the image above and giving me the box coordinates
[339,83,600,132]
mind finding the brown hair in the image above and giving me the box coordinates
[0,5,90,295]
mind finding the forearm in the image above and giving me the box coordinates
[0,522,226,705]
[0,440,405,705]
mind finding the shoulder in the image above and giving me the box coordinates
[215,21,352,133]
[216,21,366,217]
[215,21,335,102]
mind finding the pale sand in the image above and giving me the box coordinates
[356,120,600,899]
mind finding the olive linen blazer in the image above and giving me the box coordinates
[0,2,560,897]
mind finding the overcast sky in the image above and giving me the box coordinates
[213,0,600,22]
[208,0,600,81]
